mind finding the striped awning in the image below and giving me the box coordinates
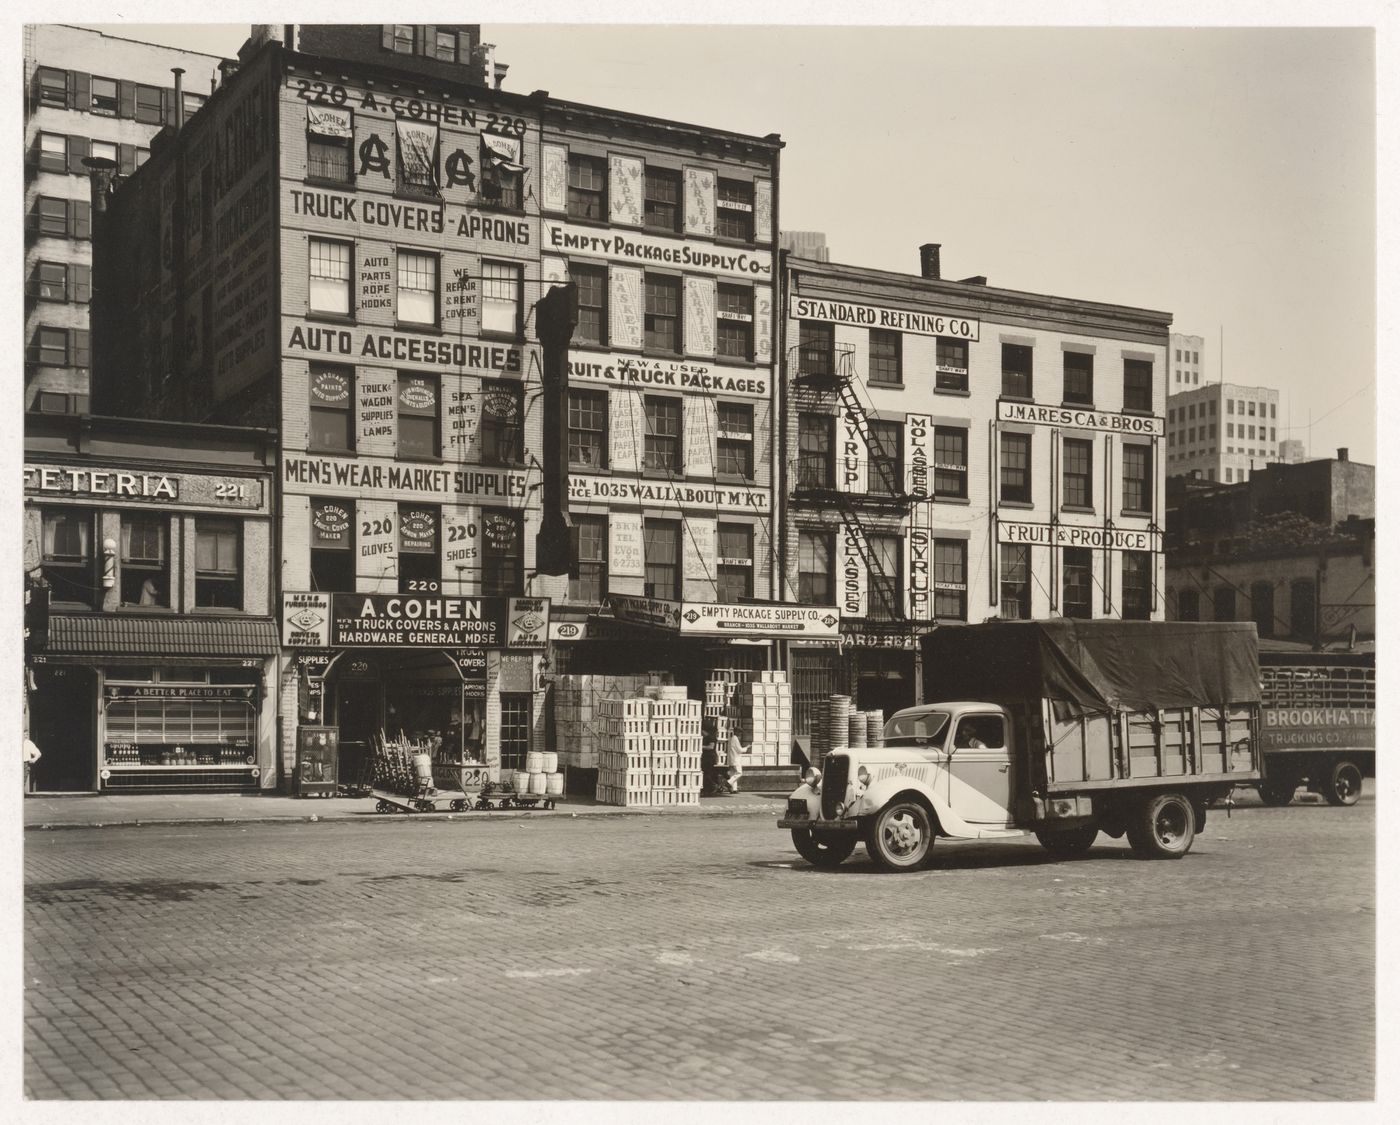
[46,615,280,657]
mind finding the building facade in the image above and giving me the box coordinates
[1168,331,1204,389]
[23,414,279,793]
[24,24,223,414]
[1165,381,1279,482]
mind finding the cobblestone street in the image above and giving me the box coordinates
[23,795,1374,1101]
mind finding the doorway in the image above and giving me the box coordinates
[28,666,97,792]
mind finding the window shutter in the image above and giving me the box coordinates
[608,265,643,350]
[118,80,136,119]
[118,144,137,175]
[457,32,474,64]
[75,265,92,303]
[422,25,437,56]
[26,331,41,366]
[73,201,91,240]
[683,518,717,598]
[74,329,91,369]
[72,71,90,110]
[163,88,176,127]
[608,512,644,578]
[540,145,567,213]
[608,154,643,227]
[754,178,772,245]
[683,397,716,477]
[67,135,90,175]
[683,167,715,237]
[608,393,638,474]
[381,25,396,50]
[684,276,716,358]
[24,266,39,301]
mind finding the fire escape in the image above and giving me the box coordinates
[789,341,918,624]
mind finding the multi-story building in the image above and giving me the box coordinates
[778,243,1171,728]
[23,24,224,414]
[1165,381,1279,482]
[1278,438,1307,464]
[779,230,829,262]
[23,413,279,793]
[1168,331,1204,390]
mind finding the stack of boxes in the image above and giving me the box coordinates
[552,674,658,771]
[595,686,704,807]
[734,670,793,768]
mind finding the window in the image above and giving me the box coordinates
[868,329,902,385]
[1188,404,1197,420]
[481,379,523,465]
[1290,579,1316,641]
[1168,432,1176,447]
[717,402,754,479]
[1062,438,1093,508]
[397,250,438,326]
[1063,351,1094,405]
[1210,424,1217,438]
[1224,468,1233,482]
[716,523,754,603]
[37,197,75,237]
[716,179,754,240]
[798,321,834,378]
[1209,400,1217,416]
[1227,423,1234,438]
[1002,343,1033,398]
[480,134,524,210]
[397,373,439,460]
[183,92,206,118]
[933,426,967,499]
[644,274,681,352]
[936,337,969,392]
[498,693,532,772]
[307,111,353,183]
[310,500,355,592]
[1270,403,1277,419]
[933,539,967,621]
[435,30,458,62]
[1192,351,1199,364]
[643,396,682,473]
[389,24,416,53]
[570,515,608,604]
[1175,349,1182,361]
[37,262,68,301]
[644,167,681,232]
[869,535,903,621]
[716,285,754,361]
[34,326,84,368]
[42,510,95,606]
[1251,581,1275,640]
[868,420,902,497]
[195,520,241,609]
[1062,548,1093,619]
[571,264,607,346]
[797,413,835,489]
[643,519,681,600]
[567,154,606,221]
[309,238,352,316]
[39,133,68,174]
[396,120,439,196]
[309,365,355,453]
[1248,425,1255,440]
[798,530,834,605]
[1000,544,1031,619]
[38,67,68,108]
[1227,399,1235,414]
[90,140,118,165]
[1213,586,1237,622]
[1177,588,1200,621]
[1000,432,1031,503]
[568,389,608,469]
[398,505,440,592]
[1247,401,1256,416]
[134,84,164,125]
[1270,427,1276,442]
[481,261,521,337]
[1123,359,1153,412]
[1122,444,1151,514]
[481,510,524,596]
[1122,552,1152,620]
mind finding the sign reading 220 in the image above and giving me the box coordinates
[293,79,529,137]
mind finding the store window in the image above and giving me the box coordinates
[134,84,164,125]
[309,238,352,316]
[936,337,969,392]
[643,519,682,600]
[498,693,532,771]
[1002,343,1033,398]
[1124,358,1153,412]
[571,263,607,346]
[716,285,754,360]
[1122,551,1153,620]
[798,530,834,605]
[868,534,902,621]
[644,167,681,232]
[1000,544,1031,619]
[868,419,902,497]
[933,539,967,621]
[1062,547,1093,619]
[1122,444,1151,514]
[567,154,607,221]
[309,365,355,453]
[481,510,523,596]
[481,261,522,337]
[396,120,439,197]
[119,514,168,607]
[42,509,95,607]
[1177,588,1201,621]
[716,179,754,241]
[480,379,523,466]
[798,320,834,378]
[643,396,682,473]
[934,426,967,499]
[37,67,68,108]
[644,274,681,353]
[310,499,355,593]
[868,329,902,385]
[716,402,754,479]
[398,505,440,592]
[195,519,241,609]
[1063,351,1094,405]
[716,523,755,604]
[797,413,835,488]
[568,389,608,469]
[397,373,440,460]
[38,133,68,174]
[1000,431,1032,503]
[570,515,608,604]
[1062,438,1093,509]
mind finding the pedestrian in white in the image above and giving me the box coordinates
[725,732,746,794]
[23,738,42,794]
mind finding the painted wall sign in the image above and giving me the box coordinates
[997,400,1164,437]
[283,591,332,648]
[540,144,567,212]
[1260,707,1375,751]
[904,413,932,499]
[678,602,840,638]
[104,684,258,701]
[568,474,771,514]
[283,455,529,503]
[312,501,352,545]
[23,464,265,511]
[839,526,868,619]
[544,220,772,280]
[998,520,1161,552]
[791,296,980,341]
[291,593,551,649]
[284,319,523,375]
[609,154,644,227]
[287,185,533,245]
[683,167,716,238]
[840,623,921,649]
[567,350,770,398]
[609,512,644,578]
[907,522,933,622]
[607,594,682,630]
[753,179,773,245]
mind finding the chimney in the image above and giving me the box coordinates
[172,68,185,129]
[958,275,988,286]
[1337,447,1349,462]
[918,243,941,280]
[82,156,119,213]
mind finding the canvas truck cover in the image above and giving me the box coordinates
[922,621,1261,716]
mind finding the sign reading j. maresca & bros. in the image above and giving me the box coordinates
[791,296,979,341]
[997,400,1164,437]
[543,220,772,281]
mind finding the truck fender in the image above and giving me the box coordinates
[857,774,984,840]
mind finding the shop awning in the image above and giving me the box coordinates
[46,615,281,657]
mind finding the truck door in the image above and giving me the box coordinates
[947,713,1013,825]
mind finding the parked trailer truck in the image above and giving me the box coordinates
[780,621,1263,870]
[1256,645,1374,807]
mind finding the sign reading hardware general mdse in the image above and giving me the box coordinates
[282,592,548,648]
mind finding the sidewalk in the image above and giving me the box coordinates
[23,789,786,831]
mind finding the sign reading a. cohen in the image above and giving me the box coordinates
[282,593,548,649]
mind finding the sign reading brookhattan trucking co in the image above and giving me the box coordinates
[998,520,1161,552]
[1260,706,1375,751]
[543,220,772,281]
[997,400,1164,438]
[791,296,980,341]
[282,593,549,649]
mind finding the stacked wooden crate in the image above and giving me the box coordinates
[734,670,793,767]
[552,674,657,771]
[595,687,704,806]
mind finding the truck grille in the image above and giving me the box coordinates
[821,754,849,820]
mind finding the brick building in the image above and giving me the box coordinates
[1166,380,1280,482]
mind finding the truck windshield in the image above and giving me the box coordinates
[882,712,950,747]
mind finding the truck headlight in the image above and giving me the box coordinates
[801,767,822,790]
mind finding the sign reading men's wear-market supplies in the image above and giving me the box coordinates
[282,593,549,648]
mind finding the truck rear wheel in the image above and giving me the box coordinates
[865,799,934,871]
[1323,760,1363,807]
[791,828,856,868]
[1127,793,1196,859]
[1257,779,1297,807]
[1034,825,1098,856]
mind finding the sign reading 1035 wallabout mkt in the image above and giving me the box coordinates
[282,593,549,649]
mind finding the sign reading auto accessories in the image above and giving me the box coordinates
[997,400,1164,437]
[282,593,548,648]
[791,296,979,341]
[543,220,772,281]
[998,520,1160,552]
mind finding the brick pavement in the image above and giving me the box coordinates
[22,795,1374,1101]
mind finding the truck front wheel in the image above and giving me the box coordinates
[1126,793,1196,859]
[1257,779,1297,807]
[1034,825,1099,856]
[791,828,856,868]
[865,799,934,871]
[1323,760,1363,807]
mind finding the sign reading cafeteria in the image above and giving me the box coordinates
[282,593,549,648]
[790,296,980,341]
[996,400,1164,437]
[998,520,1160,552]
